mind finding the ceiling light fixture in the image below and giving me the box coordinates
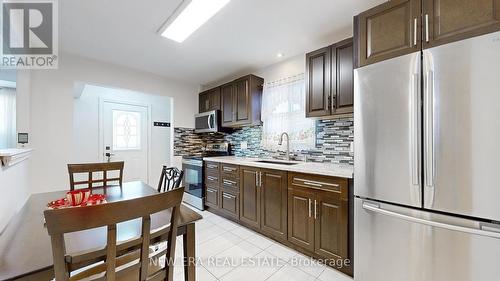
[277,53,284,58]
[159,0,230,43]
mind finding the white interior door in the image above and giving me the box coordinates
[102,101,149,183]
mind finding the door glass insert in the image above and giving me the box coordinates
[112,110,141,150]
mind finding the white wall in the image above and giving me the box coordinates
[28,53,200,193]
[201,28,353,90]
[254,54,305,84]
[73,84,172,186]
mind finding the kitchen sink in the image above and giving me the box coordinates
[255,160,299,166]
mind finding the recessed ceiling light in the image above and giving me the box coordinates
[277,53,284,58]
[159,0,230,43]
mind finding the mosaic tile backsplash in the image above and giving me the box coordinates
[174,118,354,165]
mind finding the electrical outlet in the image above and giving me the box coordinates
[241,141,248,150]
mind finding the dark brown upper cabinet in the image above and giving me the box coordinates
[199,87,221,113]
[333,39,355,115]
[357,0,421,67]
[306,46,331,118]
[220,75,264,128]
[356,0,500,67]
[423,0,500,49]
[221,83,235,124]
[306,38,354,118]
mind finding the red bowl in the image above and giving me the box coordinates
[66,189,92,206]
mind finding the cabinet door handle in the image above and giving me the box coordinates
[222,193,235,199]
[207,188,216,193]
[207,176,217,181]
[413,18,418,46]
[303,181,322,187]
[314,200,318,219]
[295,178,340,189]
[425,14,430,43]
[259,172,263,187]
[207,164,218,169]
[308,199,312,218]
[223,179,237,185]
[223,167,236,172]
[255,172,259,187]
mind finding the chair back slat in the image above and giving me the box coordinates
[157,166,184,193]
[44,187,184,281]
[68,162,124,190]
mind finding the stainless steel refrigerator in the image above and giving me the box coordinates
[354,31,500,281]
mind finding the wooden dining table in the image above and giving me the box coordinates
[0,181,202,281]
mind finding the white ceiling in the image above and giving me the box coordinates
[60,0,384,86]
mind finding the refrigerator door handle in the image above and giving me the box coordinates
[362,201,500,239]
[410,73,420,186]
[413,18,418,46]
[424,69,435,205]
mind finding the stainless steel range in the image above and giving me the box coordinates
[182,142,229,210]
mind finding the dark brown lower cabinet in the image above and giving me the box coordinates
[314,191,348,260]
[239,166,260,229]
[220,191,239,219]
[204,161,351,275]
[288,173,349,269]
[260,169,288,242]
[205,186,219,209]
[288,187,315,252]
[239,167,288,242]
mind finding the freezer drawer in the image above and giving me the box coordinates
[354,198,500,281]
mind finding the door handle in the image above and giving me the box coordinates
[104,152,115,163]
[362,201,500,239]
[259,172,262,187]
[255,172,259,187]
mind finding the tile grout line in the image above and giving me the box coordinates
[198,212,330,281]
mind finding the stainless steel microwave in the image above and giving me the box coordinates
[194,110,220,133]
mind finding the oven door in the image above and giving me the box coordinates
[181,159,205,210]
[195,111,218,133]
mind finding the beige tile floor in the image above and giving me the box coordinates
[171,208,353,281]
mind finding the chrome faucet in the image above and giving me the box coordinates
[278,132,290,161]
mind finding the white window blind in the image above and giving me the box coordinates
[261,74,315,151]
[0,87,16,149]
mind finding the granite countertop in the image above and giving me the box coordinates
[202,156,353,179]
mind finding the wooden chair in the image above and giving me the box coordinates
[44,187,185,281]
[157,166,184,193]
[68,162,124,190]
